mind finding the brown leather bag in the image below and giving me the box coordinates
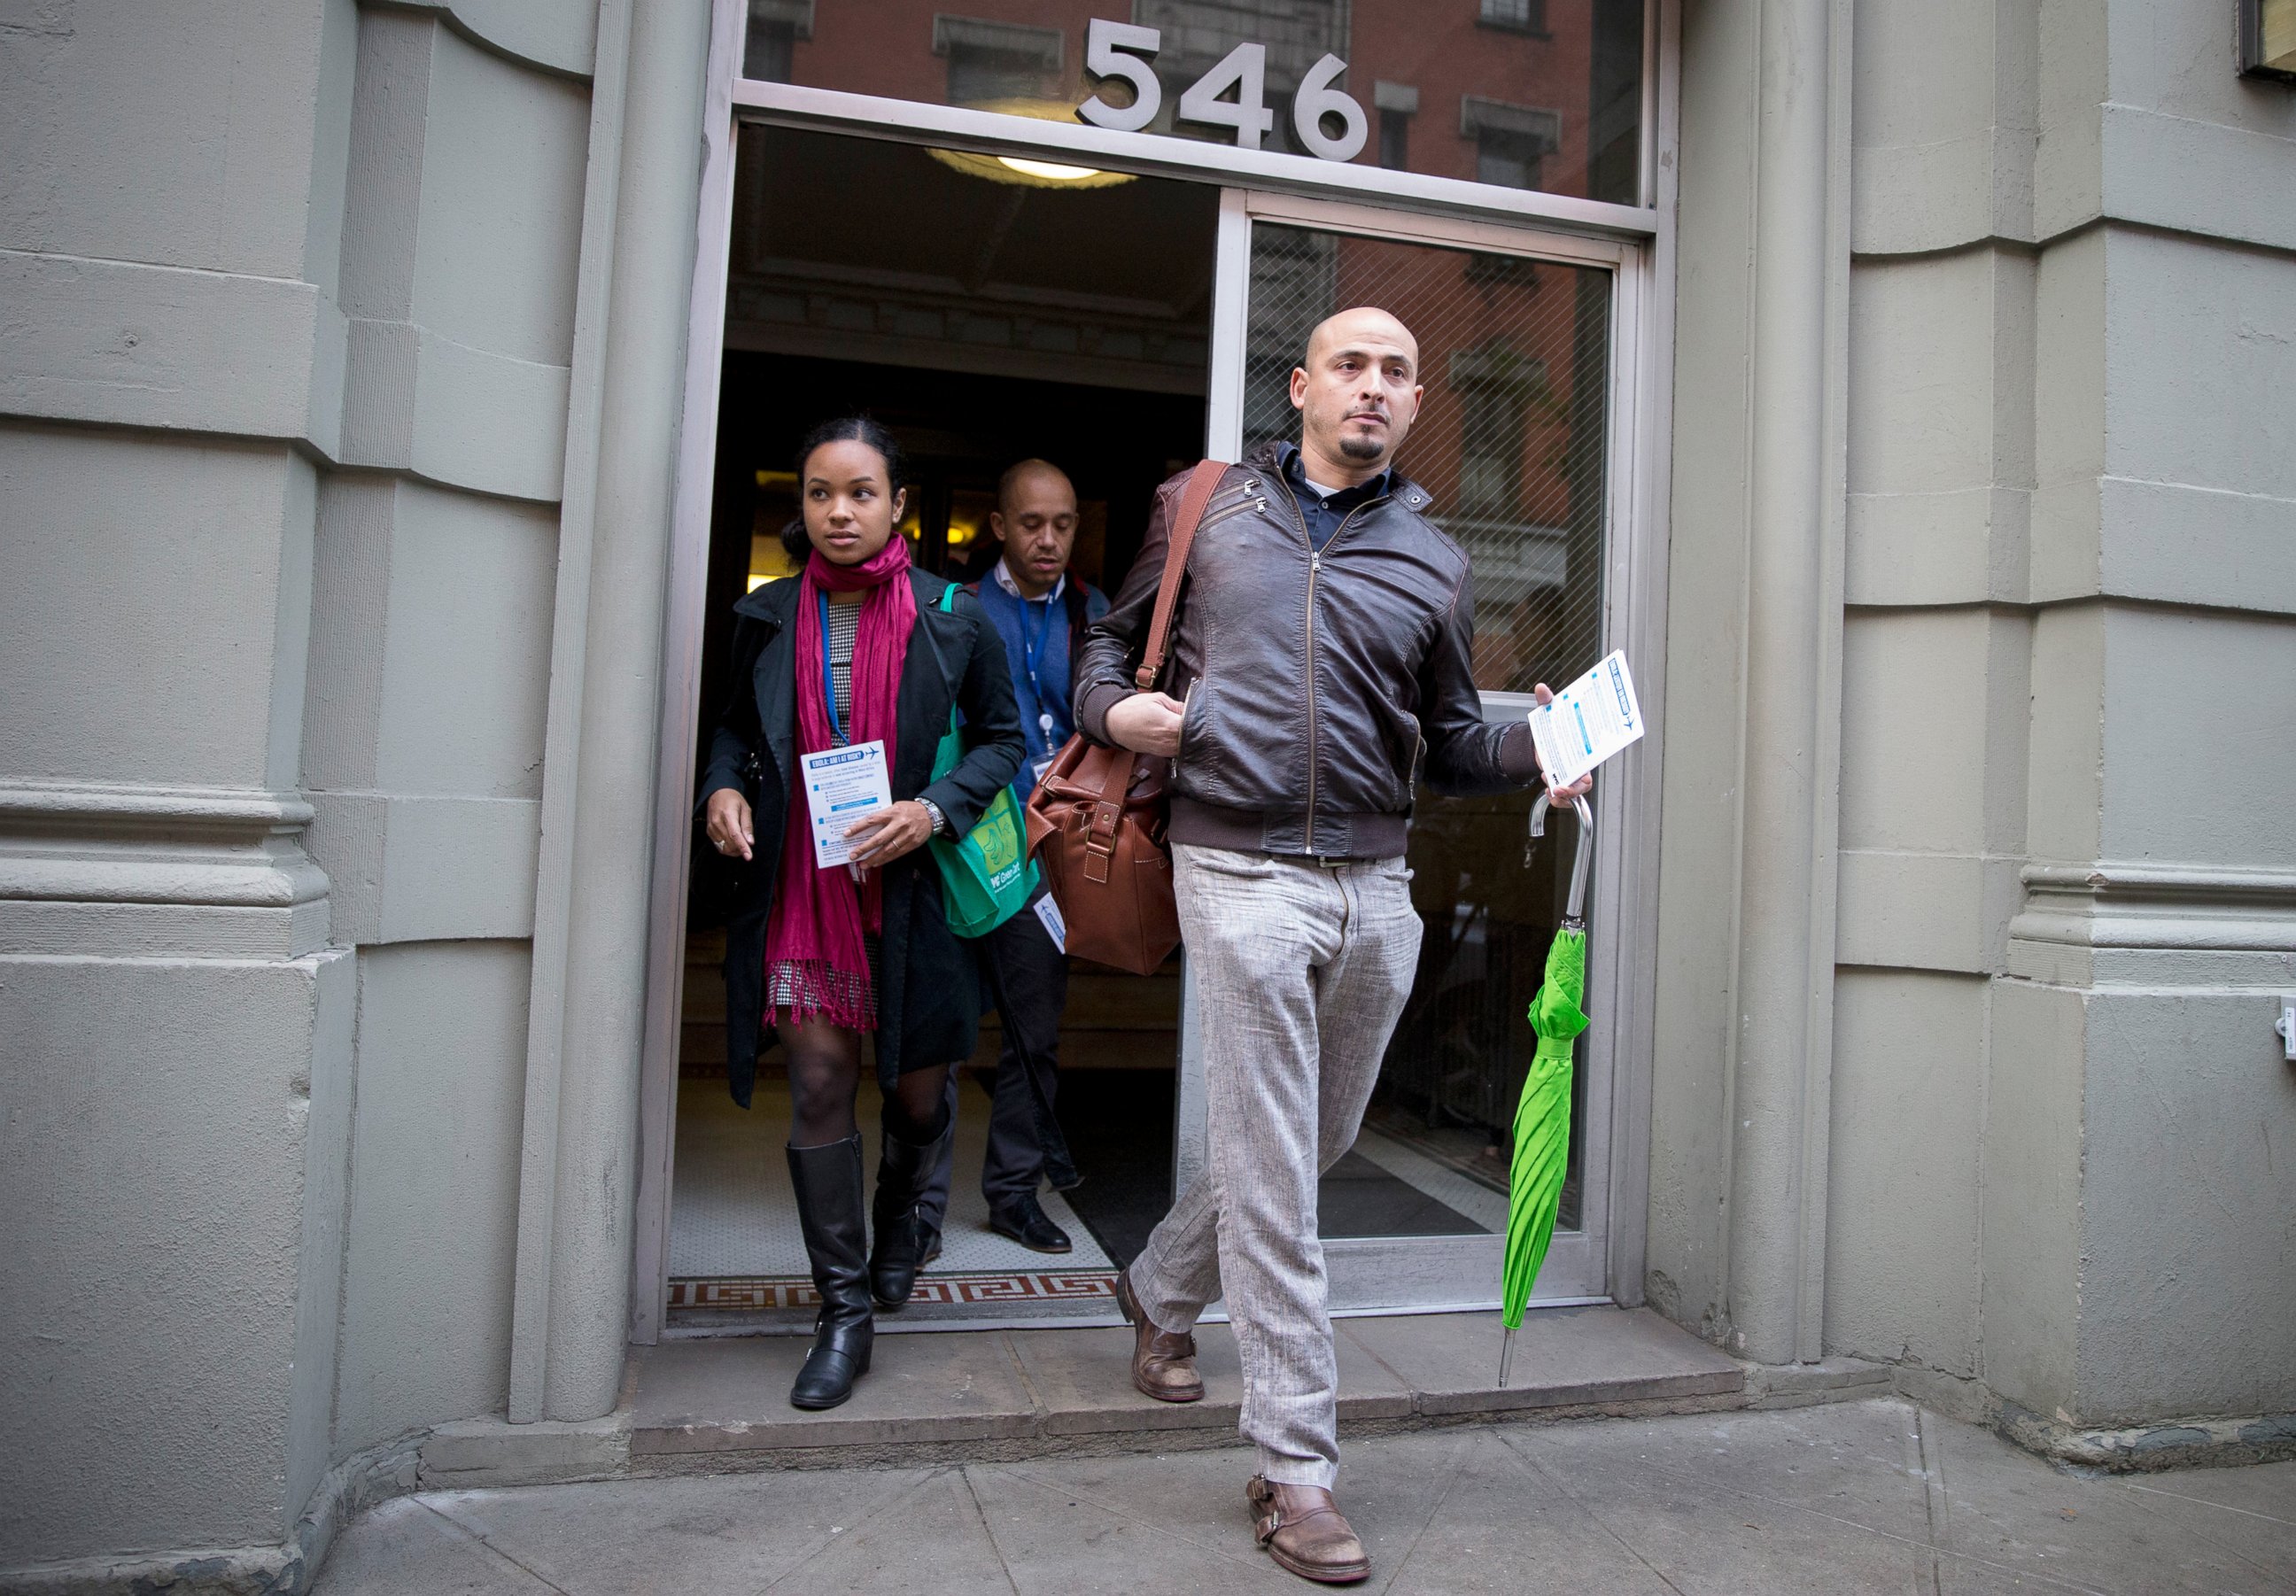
[1024,460,1229,975]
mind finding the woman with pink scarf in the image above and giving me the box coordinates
[701,417,1026,1409]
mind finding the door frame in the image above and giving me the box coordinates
[629,4,1679,1342]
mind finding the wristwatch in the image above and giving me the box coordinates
[917,797,950,837]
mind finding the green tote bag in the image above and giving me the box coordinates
[927,585,1040,938]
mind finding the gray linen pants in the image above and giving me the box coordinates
[1129,843,1423,1489]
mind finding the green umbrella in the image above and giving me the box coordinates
[1500,791,1593,1387]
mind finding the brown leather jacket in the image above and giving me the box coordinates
[1074,442,1540,860]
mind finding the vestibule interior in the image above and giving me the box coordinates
[667,125,1217,1330]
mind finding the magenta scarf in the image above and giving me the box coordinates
[761,534,918,1030]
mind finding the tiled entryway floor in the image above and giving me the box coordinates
[318,1399,2296,1594]
[667,1073,1509,1332]
[671,1078,1114,1280]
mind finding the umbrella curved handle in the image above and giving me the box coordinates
[1527,791,1595,926]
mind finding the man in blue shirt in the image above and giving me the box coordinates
[1276,437,1392,550]
[973,459,1112,810]
[918,460,1108,1259]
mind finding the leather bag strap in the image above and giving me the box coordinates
[1095,743,1135,808]
[1134,459,1229,691]
[1086,746,1131,864]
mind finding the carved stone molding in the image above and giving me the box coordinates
[0,782,330,960]
[396,0,599,80]
[2008,861,2296,987]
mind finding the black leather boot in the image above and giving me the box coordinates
[787,1135,873,1410]
[870,1111,956,1309]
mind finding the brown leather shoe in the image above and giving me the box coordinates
[1247,1476,1370,1584]
[1113,1266,1203,1403]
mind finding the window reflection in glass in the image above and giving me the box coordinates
[743,1,1647,206]
[1374,81,1415,171]
[1479,0,1547,35]
[936,16,1066,103]
[1462,97,1560,190]
[742,0,811,82]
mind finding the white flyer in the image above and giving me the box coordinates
[1526,650,1645,789]
[1032,891,1067,954]
[800,740,892,869]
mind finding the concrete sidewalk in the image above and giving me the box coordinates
[314,1398,2295,1594]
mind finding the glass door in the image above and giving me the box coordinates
[1182,190,1631,1311]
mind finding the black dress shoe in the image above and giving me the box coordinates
[988,1193,1073,1254]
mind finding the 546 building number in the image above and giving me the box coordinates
[1076,19,1369,163]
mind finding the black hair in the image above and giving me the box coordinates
[783,414,907,561]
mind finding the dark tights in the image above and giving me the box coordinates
[782,1017,951,1150]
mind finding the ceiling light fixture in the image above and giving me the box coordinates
[997,155,1105,182]
[927,97,1137,190]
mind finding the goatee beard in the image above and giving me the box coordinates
[1338,432,1386,463]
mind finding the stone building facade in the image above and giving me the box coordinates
[2,1,2291,1588]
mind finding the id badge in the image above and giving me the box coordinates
[1033,892,1067,954]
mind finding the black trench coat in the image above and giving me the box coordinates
[698,568,1028,1108]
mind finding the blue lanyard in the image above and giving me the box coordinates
[1020,595,1056,708]
[1018,592,1067,754]
[817,590,847,744]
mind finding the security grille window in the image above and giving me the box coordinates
[1478,0,1548,33]
[1454,358,1540,522]
[743,0,812,82]
[1242,221,1612,1231]
[1242,226,1339,421]
[932,15,1063,105]
[1462,97,1562,191]
[1457,396,1517,515]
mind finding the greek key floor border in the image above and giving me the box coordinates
[669,1269,1119,1314]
